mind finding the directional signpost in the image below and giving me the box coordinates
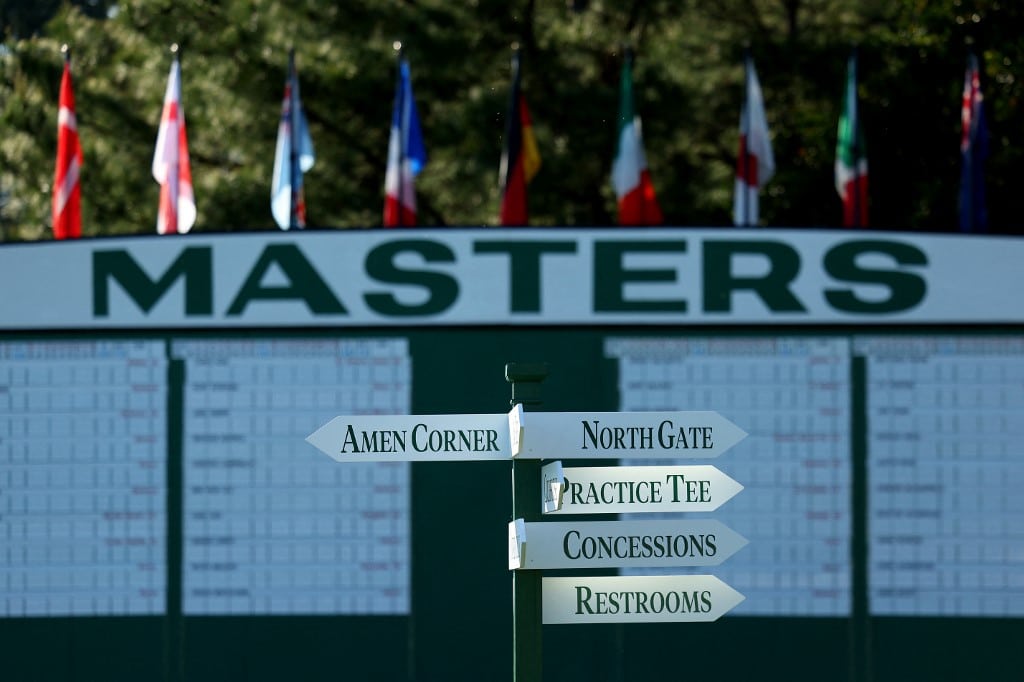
[508,518,747,570]
[542,575,745,625]
[306,413,510,462]
[508,404,747,460]
[507,400,750,635]
[543,463,743,515]
[305,364,751,681]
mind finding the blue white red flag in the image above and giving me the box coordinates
[959,52,988,232]
[271,50,315,229]
[384,56,427,227]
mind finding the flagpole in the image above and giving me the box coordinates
[500,44,522,223]
[849,47,862,228]
[288,48,297,230]
[741,48,751,227]
[168,43,180,235]
[961,39,977,232]
[393,42,405,226]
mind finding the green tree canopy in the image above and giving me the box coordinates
[1,0,1022,240]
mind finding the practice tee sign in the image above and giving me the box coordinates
[543,463,744,514]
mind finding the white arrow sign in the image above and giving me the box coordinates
[543,574,745,624]
[543,463,743,515]
[508,518,526,570]
[542,460,566,513]
[508,405,747,460]
[306,413,510,462]
[508,518,747,570]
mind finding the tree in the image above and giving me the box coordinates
[1,0,1022,240]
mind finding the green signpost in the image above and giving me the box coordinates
[306,361,748,681]
[505,363,547,682]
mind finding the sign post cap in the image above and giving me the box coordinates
[505,362,548,407]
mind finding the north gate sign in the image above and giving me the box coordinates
[509,407,747,460]
[3,229,1024,329]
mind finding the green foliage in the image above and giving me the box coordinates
[1,0,1023,239]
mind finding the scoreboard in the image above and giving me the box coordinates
[611,337,852,616]
[0,340,166,617]
[174,338,411,615]
[1,229,1022,682]
[861,336,1024,617]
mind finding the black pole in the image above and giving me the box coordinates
[499,45,522,200]
[507,362,547,682]
[394,45,405,226]
[962,47,976,232]
[288,48,298,230]
[849,47,862,229]
[741,49,751,226]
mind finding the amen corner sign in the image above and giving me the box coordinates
[305,413,511,463]
[305,409,747,462]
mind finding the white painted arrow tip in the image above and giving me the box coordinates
[508,404,524,457]
[508,518,527,570]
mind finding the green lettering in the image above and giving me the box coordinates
[340,425,360,454]
[703,240,806,313]
[226,244,346,316]
[575,586,595,615]
[364,240,458,316]
[473,240,576,312]
[593,241,688,312]
[823,240,927,313]
[93,247,212,317]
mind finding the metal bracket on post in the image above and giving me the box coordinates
[506,362,547,682]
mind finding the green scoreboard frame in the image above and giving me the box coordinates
[2,229,1022,680]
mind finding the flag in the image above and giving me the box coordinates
[499,49,541,226]
[151,52,195,235]
[52,49,82,239]
[383,55,427,227]
[733,54,775,226]
[959,52,988,232]
[611,49,662,226]
[835,50,868,228]
[271,49,315,230]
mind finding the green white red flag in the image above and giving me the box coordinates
[835,50,868,227]
[611,50,662,226]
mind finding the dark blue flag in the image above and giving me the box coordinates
[959,52,989,232]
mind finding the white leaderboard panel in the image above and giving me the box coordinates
[607,337,851,616]
[861,336,1024,617]
[0,340,167,616]
[175,339,411,615]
